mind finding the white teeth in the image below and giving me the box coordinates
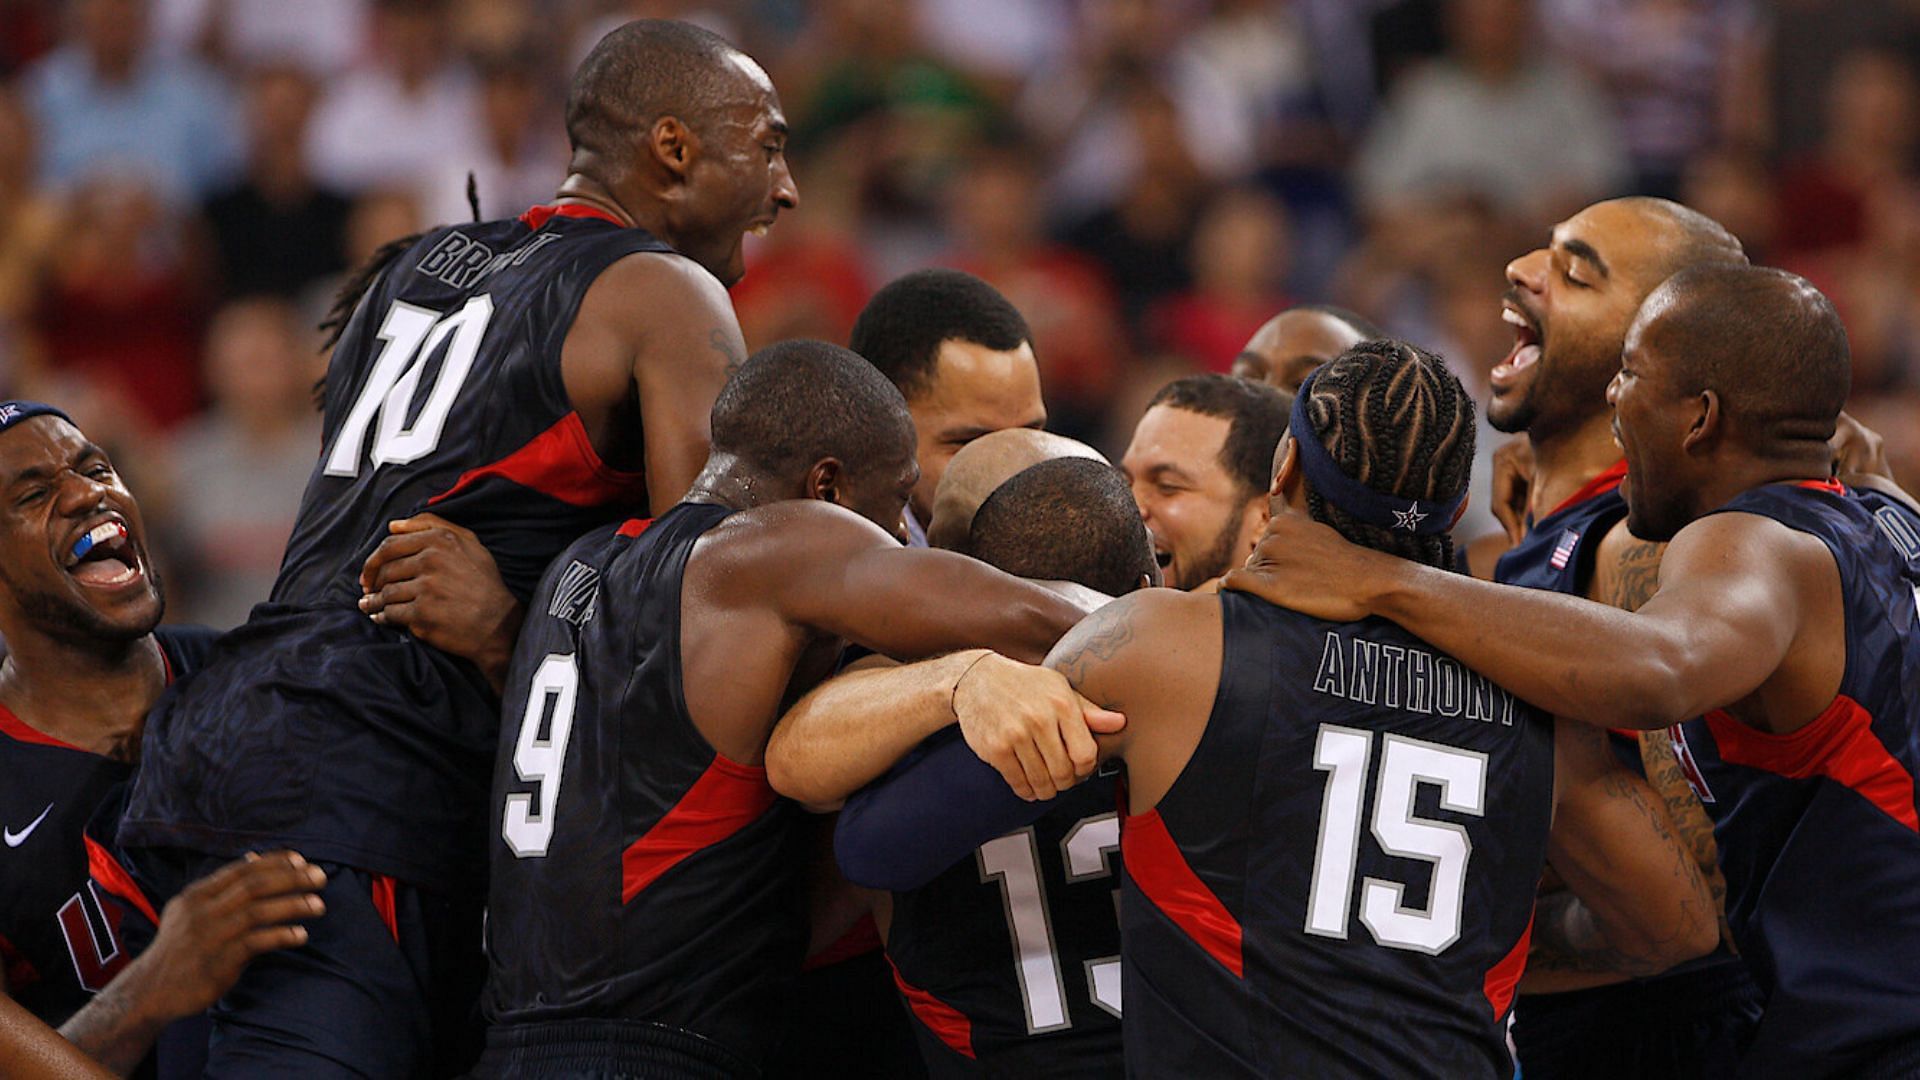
[748,224,770,237]
[1502,308,1530,327]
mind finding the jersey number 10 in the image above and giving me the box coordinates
[324,297,495,478]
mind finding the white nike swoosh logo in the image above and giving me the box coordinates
[4,804,53,847]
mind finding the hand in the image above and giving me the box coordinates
[1221,509,1382,622]
[359,514,525,693]
[124,852,327,1021]
[953,654,1126,802]
[1831,410,1891,480]
[1490,435,1536,546]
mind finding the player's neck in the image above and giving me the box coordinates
[549,174,638,230]
[1528,412,1625,521]
[685,453,782,512]
[1697,445,1837,517]
[0,633,164,760]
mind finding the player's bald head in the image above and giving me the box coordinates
[967,458,1158,597]
[711,339,915,482]
[1630,265,1849,447]
[565,19,764,163]
[924,429,1106,551]
[1608,197,1748,285]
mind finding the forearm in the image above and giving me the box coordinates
[4,995,112,1079]
[767,651,986,807]
[57,962,170,1077]
[1520,890,1643,994]
[832,549,1088,665]
[1368,559,1689,728]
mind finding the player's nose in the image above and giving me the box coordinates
[773,161,799,212]
[1506,248,1547,294]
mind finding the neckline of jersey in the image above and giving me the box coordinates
[0,644,175,754]
[1540,458,1629,523]
[519,203,627,230]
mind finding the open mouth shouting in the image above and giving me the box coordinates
[1492,298,1544,393]
[63,517,144,591]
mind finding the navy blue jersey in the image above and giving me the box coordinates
[1666,481,1920,1078]
[1496,461,1757,1075]
[1493,460,1627,594]
[121,207,674,892]
[883,742,1122,1076]
[1123,591,1553,1079]
[483,503,803,1073]
[0,626,218,1026]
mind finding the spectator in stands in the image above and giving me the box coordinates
[1147,187,1294,372]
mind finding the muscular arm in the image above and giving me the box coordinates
[0,994,111,1079]
[1523,723,1718,993]
[562,253,744,514]
[1226,509,1818,729]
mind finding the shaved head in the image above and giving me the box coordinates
[565,19,762,166]
[924,428,1105,551]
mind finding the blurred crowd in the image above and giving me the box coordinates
[2,0,1917,626]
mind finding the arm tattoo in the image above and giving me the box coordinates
[1605,539,1665,612]
[1049,600,1137,706]
[709,328,745,378]
[1638,727,1736,948]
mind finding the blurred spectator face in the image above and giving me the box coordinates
[1826,49,1919,161]
[1447,0,1530,74]
[952,151,1043,256]
[479,58,540,153]
[905,339,1047,523]
[1122,402,1262,590]
[1491,199,1687,436]
[76,0,147,75]
[344,189,423,266]
[1232,309,1366,392]
[247,66,320,156]
[0,89,37,196]
[376,0,450,85]
[1192,190,1289,297]
[203,298,316,424]
[1681,149,1776,259]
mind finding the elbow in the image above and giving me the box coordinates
[762,733,821,806]
[832,814,917,893]
[1607,657,1695,731]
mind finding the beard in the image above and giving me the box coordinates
[1177,510,1252,590]
[0,560,165,649]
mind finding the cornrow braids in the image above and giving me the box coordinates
[1299,339,1476,569]
[312,229,429,408]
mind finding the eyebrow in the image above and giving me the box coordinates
[1559,237,1611,279]
[4,443,105,489]
[767,118,789,138]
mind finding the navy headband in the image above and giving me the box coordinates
[1287,369,1466,536]
[0,401,72,435]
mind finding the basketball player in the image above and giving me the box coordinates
[0,403,326,1072]
[828,343,1717,1077]
[850,269,1047,546]
[1230,304,1386,393]
[477,341,1110,1076]
[768,456,1153,1076]
[1476,197,1762,1075]
[1121,375,1288,591]
[922,429,1107,552]
[1227,268,1920,1079]
[117,20,800,1074]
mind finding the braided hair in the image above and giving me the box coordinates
[1297,339,1476,569]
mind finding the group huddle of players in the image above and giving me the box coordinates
[0,16,1916,1080]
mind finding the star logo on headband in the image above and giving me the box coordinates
[0,405,16,424]
[1392,504,1428,532]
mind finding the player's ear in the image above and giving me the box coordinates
[1269,435,1303,514]
[649,116,697,181]
[805,458,845,504]
[1683,389,1720,453]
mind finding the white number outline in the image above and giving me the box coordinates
[502,653,580,858]
[976,811,1123,1034]
[324,295,494,478]
[1305,725,1488,954]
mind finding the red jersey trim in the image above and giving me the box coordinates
[0,929,40,990]
[519,203,627,230]
[371,874,400,943]
[85,836,161,927]
[1483,911,1534,1019]
[428,412,649,510]
[887,955,976,1059]
[1796,477,1846,495]
[803,912,881,972]
[1545,459,1629,520]
[0,703,82,752]
[621,753,778,904]
[1121,809,1244,977]
[616,518,653,539]
[1705,696,1919,831]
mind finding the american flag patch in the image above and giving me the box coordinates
[1549,528,1580,570]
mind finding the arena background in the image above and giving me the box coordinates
[0,0,1911,629]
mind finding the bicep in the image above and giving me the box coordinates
[633,278,742,512]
